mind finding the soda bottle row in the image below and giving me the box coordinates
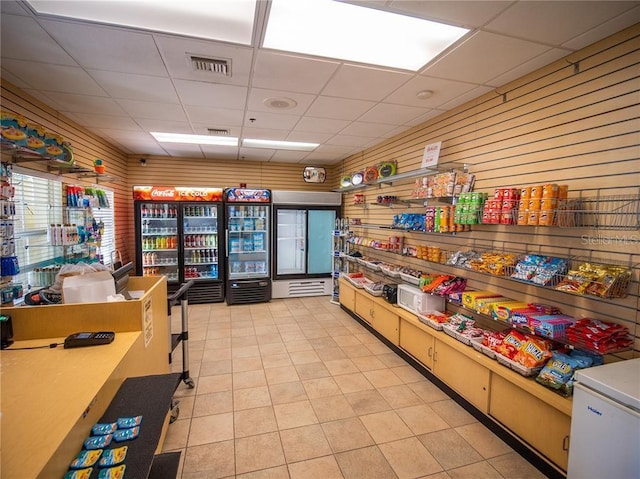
[185,205,215,217]
[141,204,178,218]
[188,249,217,263]
[184,265,218,279]
[143,236,177,250]
[184,234,217,248]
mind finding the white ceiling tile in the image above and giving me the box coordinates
[108,138,168,156]
[97,129,155,142]
[243,111,301,130]
[293,117,351,135]
[201,145,239,160]
[2,69,32,89]
[270,150,310,163]
[386,76,479,108]
[1,59,106,95]
[161,144,204,158]
[88,70,179,103]
[134,118,193,134]
[247,88,316,115]
[436,86,494,112]
[306,96,376,121]
[1,15,78,65]
[486,49,571,88]
[302,156,342,166]
[562,5,640,50]
[485,1,637,46]
[185,105,244,127]
[358,103,426,125]
[327,135,375,148]
[403,109,447,127]
[304,144,354,162]
[39,19,168,76]
[154,35,254,86]
[63,112,141,130]
[241,127,288,140]
[238,147,276,162]
[43,92,127,115]
[422,31,552,84]
[1,1,30,15]
[322,64,412,101]
[339,121,396,138]
[285,131,332,144]
[379,126,409,139]
[252,51,340,94]
[116,99,187,121]
[387,0,512,28]
[174,79,247,109]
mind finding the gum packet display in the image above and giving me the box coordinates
[113,426,140,442]
[92,423,117,435]
[64,468,93,479]
[84,434,112,450]
[98,464,126,479]
[117,416,142,429]
[70,449,102,469]
[99,446,128,467]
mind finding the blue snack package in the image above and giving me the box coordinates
[113,426,140,442]
[99,446,128,467]
[70,449,102,469]
[64,467,93,479]
[84,434,112,450]
[117,415,142,429]
[98,464,126,478]
[92,423,117,436]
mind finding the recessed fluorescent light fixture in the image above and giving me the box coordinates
[151,132,238,146]
[26,0,256,45]
[264,0,469,71]
[242,139,319,151]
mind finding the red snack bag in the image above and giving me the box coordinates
[497,330,527,359]
[483,330,507,351]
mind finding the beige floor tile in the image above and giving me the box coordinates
[196,373,232,394]
[193,391,233,417]
[417,472,452,479]
[446,461,503,479]
[281,331,306,342]
[232,345,261,359]
[310,395,356,423]
[333,372,374,394]
[316,347,348,361]
[396,404,451,435]
[489,452,548,479]
[287,454,345,479]
[206,328,232,340]
[363,368,404,388]
[350,355,387,372]
[308,337,339,349]
[202,347,231,362]
[341,344,376,358]
[235,432,286,475]
[332,334,362,347]
[344,389,391,415]
[377,351,408,366]
[302,377,342,399]
[265,365,300,385]
[335,445,397,479]
[255,332,283,344]
[321,417,375,453]
[418,429,483,470]
[285,339,314,352]
[233,386,272,411]
[429,399,477,427]
[182,440,234,478]
[188,412,234,446]
[391,365,427,383]
[269,381,308,405]
[324,358,360,376]
[259,342,289,356]
[378,384,424,409]
[360,410,414,444]
[233,356,264,372]
[261,352,293,369]
[234,406,278,438]
[232,335,259,347]
[354,332,382,344]
[162,418,190,451]
[174,394,195,419]
[303,328,330,339]
[280,424,332,463]
[379,437,444,479]
[204,337,232,350]
[231,326,256,337]
[199,359,232,377]
[326,326,356,338]
[273,399,319,429]
[455,423,513,459]
[233,369,268,390]
[295,361,331,380]
[236,465,290,479]
[408,380,450,403]
[289,349,321,365]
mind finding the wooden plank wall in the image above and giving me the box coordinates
[337,24,640,358]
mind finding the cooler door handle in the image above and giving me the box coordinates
[225,230,229,258]
[562,435,570,451]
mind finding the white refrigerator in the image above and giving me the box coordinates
[567,358,640,479]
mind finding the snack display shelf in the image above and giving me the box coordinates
[363,282,384,296]
[471,336,496,359]
[417,312,448,331]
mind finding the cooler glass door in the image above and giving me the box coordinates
[307,209,335,274]
[228,204,270,280]
[182,203,220,281]
[140,202,179,283]
[276,209,306,275]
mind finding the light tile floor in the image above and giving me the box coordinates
[163,297,549,479]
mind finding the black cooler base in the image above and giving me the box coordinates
[226,279,271,305]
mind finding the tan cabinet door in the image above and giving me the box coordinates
[399,318,435,369]
[339,279,357,311]
[371,303,400,345]
[354,291,374,324]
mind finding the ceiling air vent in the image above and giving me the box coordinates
[208,128,230,136]
[190,56,231,76]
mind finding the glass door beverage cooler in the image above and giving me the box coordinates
[223,188,271,305]
[133,186,225,303]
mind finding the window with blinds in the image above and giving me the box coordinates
[11,169,114,290]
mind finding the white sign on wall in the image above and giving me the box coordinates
[422,141,442,168]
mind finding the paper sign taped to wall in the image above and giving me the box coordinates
[422,141,442,168]
[62,271,116,304]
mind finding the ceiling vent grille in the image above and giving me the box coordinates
[208,128,230,136]
[190,56,231,76]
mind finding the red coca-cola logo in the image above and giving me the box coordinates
[151,188,175,198]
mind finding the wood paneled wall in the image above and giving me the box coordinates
[337,24,640,357]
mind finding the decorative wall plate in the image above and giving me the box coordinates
[378,161,397,177]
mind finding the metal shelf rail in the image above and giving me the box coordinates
[167,280,195,389]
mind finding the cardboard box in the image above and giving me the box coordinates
[527,314,575,338]
[491,301,530,322]
[461,290,501,309]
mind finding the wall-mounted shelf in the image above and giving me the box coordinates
[334,165,467,192]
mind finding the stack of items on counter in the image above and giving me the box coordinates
[454,192,488,226]
[556,261,632,298]
[565,318,633,353]
[64,416,142,478]
[412,171,476,199]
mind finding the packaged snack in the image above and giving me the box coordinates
[526,314,575,339]
[113,426,140,442]
[64,468,93,479]
[565,318,632,353]
[98,446,128,467]
[528,303,562,315]
[70,450,102,469]
[117,416,143,429]
[84,434,112,450]
[98,465,126,479]
[475,296,510,315]
[482,330,508,351]
[92,423,117,436]
[491,301,529,322]
[496,330,527,359]
[514,337,552,368]
[536,352,581,395]
[462,291,501,309]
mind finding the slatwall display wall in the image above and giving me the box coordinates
[337,24,640,358]
[1,81,132,264]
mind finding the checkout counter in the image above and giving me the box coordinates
[1,275,171,479]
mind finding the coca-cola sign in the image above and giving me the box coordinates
[151,188,176,199]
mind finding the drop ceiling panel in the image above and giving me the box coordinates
[386,75,480,108]
[562,6,640,50]
[422,31,552,84]
[42,91,126,115]
[404,109,445,127]
[160,144,204,158]
[243,111,301,130]
[115,99,187,121]
[358,103,427,125]
[321,64,412,101]
[96,129,153,142]
[241,127,289,141]
[63,112,140,130]
[293,117,351,135]
[306,96,376,121]
[238,147,276,162]
[339,121,398,138]
[108,138,168,156]
[327,134,377,148]
[269,150,310,163]
[154,35,254,85]
[201,145,240,160]
[436,86,494,111]
[133,118,193,134]
[2,69,31,90]
[1,15,78,65]
[486,48,571,88]
[88,70,180,103]
[386,0,512,28]
[1,1,29,15]
[284,131,333,144]
[252,51,340,94]
[174,79,247,109]
[247,88,316,114]
[39,19,168,76]
[185,105,244,127]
